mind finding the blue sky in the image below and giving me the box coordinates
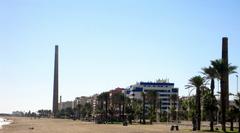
[0,0,239,113]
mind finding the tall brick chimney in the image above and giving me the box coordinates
[52,45,59,116]
[222,37,229,109]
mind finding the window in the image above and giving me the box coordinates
[160,94,170,97]
[172,88,178,93]
[162,103,170,105]
[158,90,170,92]
[161,107,166,109]
[161,98,169,101]
[133,87,143,92]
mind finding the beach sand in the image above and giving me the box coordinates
[0,117,209,133]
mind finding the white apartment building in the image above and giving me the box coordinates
[127,81,179,112]
[73,94,98,117]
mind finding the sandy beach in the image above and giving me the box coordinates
[0,117,217,133]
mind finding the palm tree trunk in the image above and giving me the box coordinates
[196,87,201,130]
[140,115,142,124]
[159,100,162,121]
[150,107,153,125]
[210,78,215,131]
[153,99,156,122]
[238,117,240,132]
[142,93,146,124]
[210,118,214,131]
[230,119,233,131]
[123,96,125,121]
[173,101,176,121]
[119,104,121,121]
[221,80,226,132]
[105,99,108,122]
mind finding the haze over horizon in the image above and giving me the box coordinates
[0,0,240,113]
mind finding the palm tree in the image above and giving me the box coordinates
[76,104,82,119]
[211,59,237,131]
[186,75,207,130]
[124,97,133,124]
[157,98,162,122]
[170,94,178,122]
[203,89,218,131]
[187,96,196,120]
[141,92,146,124]
[146,90,158,123]
[178,98,189,120]
[112,92,125,121]
[234,93,240,132]
[228,105,238,131]
[96,93,104,122]
[103,92,109,122]
[97,92,110,122]
[79,103,93,120]
[131,99,142,123]
[202,66,217,131]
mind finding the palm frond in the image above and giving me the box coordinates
[185,85,194,89]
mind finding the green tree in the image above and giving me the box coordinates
[103,92,110,122]
[97,92,110,122]
[186,75,207,130]
[141,92,146,124]
[96,94,104,116]
[170,94,178,122]
[202,66,218,131]
[37,109,51,118]
[211,59,237,131]
[187,96,196,120]
[157,98,162,121]
[76,104,82,119]
[146,90,158,124]
[65,107,74,118]
[82,103,93,120]
[203,89,218,131]
[131,99,142,123]
[125,97,134,124]
[228,105,238,131]
[111,92,125,121]
[178,97,189,120]
[234,93,240,132]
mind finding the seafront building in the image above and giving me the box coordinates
[59,101,74,110]
[90,94,98,117]
[58,94,98,117]
[126,80,179,112]
[109,87,125,106]
[74,96,92,106]
[73,94,98,117]
[57,79,178,121]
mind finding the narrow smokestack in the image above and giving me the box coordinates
[222,37,228,63]
[52,45,59,116]
[222,37,229,109]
